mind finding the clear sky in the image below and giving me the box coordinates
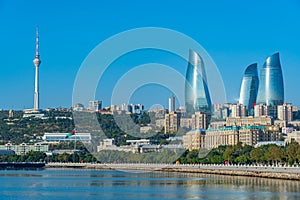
[0,0,300,110]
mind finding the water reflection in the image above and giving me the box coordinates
[1,169,299,199]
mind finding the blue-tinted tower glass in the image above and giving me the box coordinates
[256,52,284,106]
[185,49,212,115]
[239,63,259,111]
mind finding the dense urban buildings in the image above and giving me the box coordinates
[182,125,280,150]
[3,41,300,159]
[165,111,209,132]
[185,49,212,115]
[238,63,259,114]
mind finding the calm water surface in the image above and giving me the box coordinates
[0,169,299,200]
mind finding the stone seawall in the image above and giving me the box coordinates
[160,167,300,180]
[46,163,300,181]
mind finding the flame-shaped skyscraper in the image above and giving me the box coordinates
[33,26,41,110]
[185,49,212,115]
[239,63,259,112]
[256,52,284,106]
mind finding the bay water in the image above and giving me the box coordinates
[0,169,299,199]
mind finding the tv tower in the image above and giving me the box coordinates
[33,26,41,111]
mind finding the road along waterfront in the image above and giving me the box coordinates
[46,163,300,180]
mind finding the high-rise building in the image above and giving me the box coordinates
[33,26,41,111]
[88,100,102,111]
[254,104,268,117]
[256,52,284,106]
[277,103,293,122]
[8,109,14,118]
[191,112,209,130]
[164,111,180,134]
[239,63,259,113]
[168,96,176,112]
[185,49,212,115]
[230,103,247,118]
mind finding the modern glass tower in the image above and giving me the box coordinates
[239,63,259,112]
[256,52,284,106]
[185,49,212,115]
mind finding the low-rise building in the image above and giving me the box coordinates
[180,118,192,129]
[288,120,300,128]
[205,127,239,150]
[226,116,273,126]
[42,133,92,143]
[238,125,280,146]
[0,143,48,155]
[274,120,287,128]
[182,129,205,151]
[209,121,226,129]
[285,130,300,144]
[255,141,285,147]
[140,126,152,133]
[97,138,118,151]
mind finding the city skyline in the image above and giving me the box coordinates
[1,1,300,110]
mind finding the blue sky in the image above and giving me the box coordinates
[0,0,300,110]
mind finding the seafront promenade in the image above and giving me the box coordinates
[46,162,300,180]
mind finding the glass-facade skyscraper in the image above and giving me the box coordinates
[185,49,212,115]
[239,63,259,112]
[256,52,284,106]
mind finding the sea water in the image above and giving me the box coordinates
[0,169,299,199]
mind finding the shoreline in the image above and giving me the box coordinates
[0,162,45,169]
[45,163,300,181]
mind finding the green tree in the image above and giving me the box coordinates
[25,151,47,162]
[265,145,284,165]
[209,155,224,164]
[223,146,234,163]
[250,148,264,164]
[234,155,249,164]
[286,142,300,165]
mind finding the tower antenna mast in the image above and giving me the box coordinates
[33,25,41,111]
